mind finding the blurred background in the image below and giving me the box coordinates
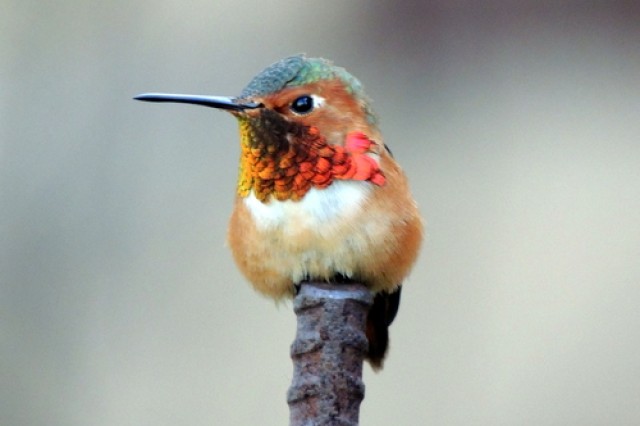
[2,1,639,425]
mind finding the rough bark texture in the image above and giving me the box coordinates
[288,281,373,426]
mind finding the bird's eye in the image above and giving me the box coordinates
[290,95,315,115]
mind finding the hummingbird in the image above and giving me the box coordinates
[135,55,423,369]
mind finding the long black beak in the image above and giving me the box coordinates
[134,93,261,111]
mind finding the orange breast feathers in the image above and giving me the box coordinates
[237,126,386,202]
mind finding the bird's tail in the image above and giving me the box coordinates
[365,286,401,370]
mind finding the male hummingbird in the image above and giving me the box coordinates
[135,55,423,369]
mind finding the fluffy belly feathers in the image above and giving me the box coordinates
[228,171,422,298]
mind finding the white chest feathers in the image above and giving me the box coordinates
[243,180,372,232]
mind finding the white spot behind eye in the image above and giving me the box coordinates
[310,95,325,108]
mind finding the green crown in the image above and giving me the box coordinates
[240,55,377,125]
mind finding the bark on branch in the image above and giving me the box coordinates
[288,281,373,426]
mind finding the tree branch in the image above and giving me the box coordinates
[288,281,373,426]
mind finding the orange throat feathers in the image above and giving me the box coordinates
[236,112,386,202]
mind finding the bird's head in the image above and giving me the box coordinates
[136,55,385,202]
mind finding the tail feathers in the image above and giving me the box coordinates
[365,286,402,370]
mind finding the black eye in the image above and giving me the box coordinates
[290,95,314,114]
